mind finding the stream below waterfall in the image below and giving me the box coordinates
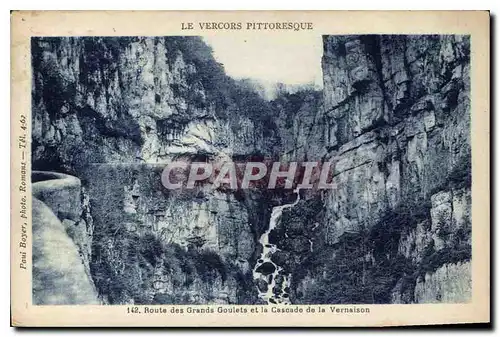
[252,189,301,304]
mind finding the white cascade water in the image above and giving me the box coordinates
[253,188,301,304]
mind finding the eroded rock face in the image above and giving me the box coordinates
[31,36,283,305]
[321,35,471,243]
[268,35,471,304]
[31,36,279,171]
[273,90,325,162]
[413,261,471,303]
[31,35,472,305]
[77,163,265,304]
[81,164,259,260]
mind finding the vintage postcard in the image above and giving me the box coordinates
[10,11,490,327]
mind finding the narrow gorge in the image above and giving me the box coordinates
[31,34,471,305]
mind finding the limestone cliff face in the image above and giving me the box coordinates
[321,35,470,243]
[32,36,279,170]
[413,261,471,303]
[272,90,325,162]
[78,164,265,304]
[31,36,279,304]
[273,35,471,304]
[32,35,472,305]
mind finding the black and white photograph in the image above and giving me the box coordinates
[30,34,472,305]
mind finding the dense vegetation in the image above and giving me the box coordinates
[90,230,254,304]
[164,37,278,127]
[278,160,471,304]
[289,202,425,304]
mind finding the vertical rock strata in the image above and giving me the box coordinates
[31,36,278,304]
[31,35,471,305]
[274,35,471,304]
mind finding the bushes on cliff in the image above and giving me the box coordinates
[193,249,228,282]
[164,36,277,138]
[91,228,238,304]
[394,240,471,303]
[448,153,472,189]
[291,202,431,304]
[295,230,410,304]
[417,240,471,278]
[272,89,322,128]
[429,153,472,196]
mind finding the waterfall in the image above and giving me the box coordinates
[252,188,301,304]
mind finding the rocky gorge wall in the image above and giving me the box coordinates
[31,36,284,304]
[79,163,271,304]
[32,36,280,170]
[272,35,472,304]
[31,34,472,305]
